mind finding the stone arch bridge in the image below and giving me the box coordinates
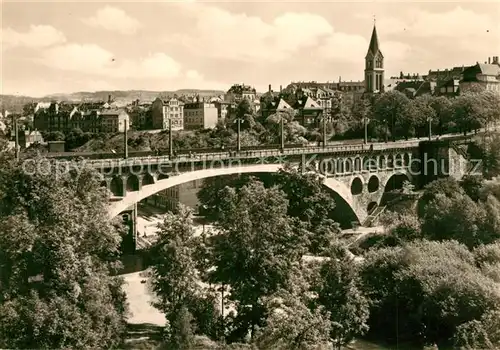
[85,142,429,224]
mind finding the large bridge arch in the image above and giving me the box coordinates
[108,164,357,220]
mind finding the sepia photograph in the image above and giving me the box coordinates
[1,0,500,349]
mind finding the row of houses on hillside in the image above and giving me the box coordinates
[387,56,500,98]
[150,96,233,131]
[33,101,129,133]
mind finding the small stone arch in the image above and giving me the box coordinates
[354,157,362,172]
[367,175,380,193]
[379,155,386,169]
[110,176,124,197]
[387,154,394,168]
[142,173,155,186]
[351,177,363,195]
[345,158,353,173]
[395,154,404,168]
[403,153,411,166]
[126,174,140,192]
[384,173,411,192]
[319,158,336,176]
[336,159,344,174]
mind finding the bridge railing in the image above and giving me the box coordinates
[82,141,421,169]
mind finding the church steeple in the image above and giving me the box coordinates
[366,24,382,58]
[364,21,384,94]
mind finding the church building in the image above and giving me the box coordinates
[364,24,385,94]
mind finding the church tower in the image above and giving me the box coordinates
[364,23,384,93]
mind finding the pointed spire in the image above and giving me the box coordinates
[368,23,380,55]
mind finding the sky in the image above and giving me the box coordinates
[1,0,499,97]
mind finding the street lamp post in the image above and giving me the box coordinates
[234,118,244,152]
[169,118,173,159]
[123,119,128,159]
[322,112,332,148]
[428,117,432,141]
[364,116,369,144]
[384,119,389,143]
[280,115,285,151]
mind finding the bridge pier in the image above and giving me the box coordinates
[119,203,138,254]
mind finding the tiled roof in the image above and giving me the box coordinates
[276,99,292,110]
[395,80,435,96]
[100,109,126,116]
[295,96,322,109]
[477,63,500,76]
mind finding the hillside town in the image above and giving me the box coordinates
[1,26,499,143]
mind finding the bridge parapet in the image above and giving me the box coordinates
[84,140,420,170]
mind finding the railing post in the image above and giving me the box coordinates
[124,121,128,159]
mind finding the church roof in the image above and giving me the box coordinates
[366,25,383,58]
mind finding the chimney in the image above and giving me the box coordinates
[108,95,112,103]
[493,56,499,65]
[488,57,491,64]
[268,84,272,92]
[280,85,282,93]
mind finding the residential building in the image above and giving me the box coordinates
[394,80,437,98]
[183,99,218,130]
[460,58,500,94]
[213,100,233,121]
[364,24,384,93]
[151,97,184,130]
[424,67,467,82]
[293,96,323,127]
[100,109,130,133]
[435,79,460,97]
[146,180,203,212]
[32,101,129,133]
[224,84,257,103]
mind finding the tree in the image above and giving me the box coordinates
[206,180,308,342]
[169,306,196,350]
[429,96,453,134]
[421,192,489,248]
[373,91,410,141]
[149,205,200,339]
[197,167,341,254]
[43,130,65,142]
[0,155,128,348]
[361,240,500,348]
[400,96,436,139]
[460,175,484,202]
[314,253,370,349]
[450,93,488,134]
[255,268,332,350]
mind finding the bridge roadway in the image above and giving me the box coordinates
[84,139,425,169]
[80,130,474,169]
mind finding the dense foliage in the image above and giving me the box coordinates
[0,145,128,348]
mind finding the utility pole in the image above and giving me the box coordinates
[169,118,173,159]
[14,119,19,161]
[364,117,369,144]
[385,120,389,143]
[428,117,432,141]
[123,118,128,159]
[234,118,244,152]
[280,116,285,151]
[322,114,327,148]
